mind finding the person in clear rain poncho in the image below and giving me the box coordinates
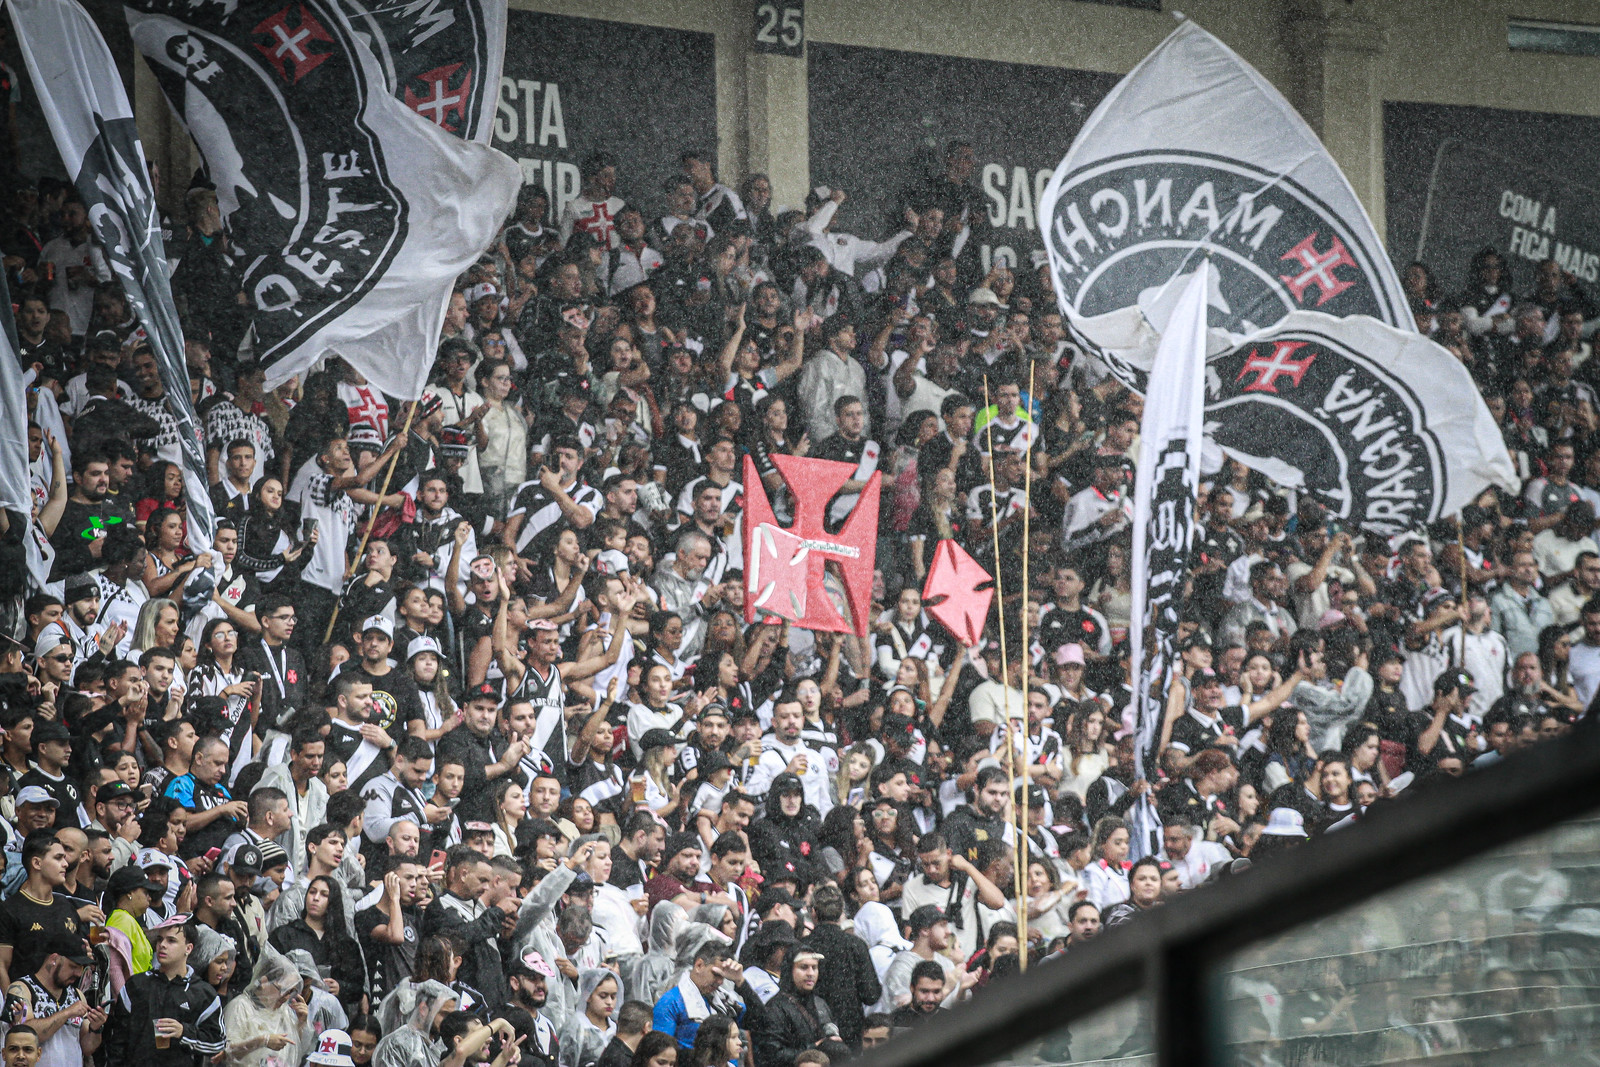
[558,967,622,1067]
[223,945,316,1067]
[373,978,458,1067]
[620,901,686,1008]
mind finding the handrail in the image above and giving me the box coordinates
[860,721,1600,1067]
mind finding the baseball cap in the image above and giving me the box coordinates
[347,424,383,452]
[1420,587,1456,614]
[1016,783,1048,808]
[45,932,90,966]
[229,843,265,877]
[32,720,71,745]
[406,635,443,660]
[133,847,174,873]
[1179,633,1212,652]
[1193,668,1223,687]
[1055,643,1086,666]
[104,863,163,902]
[567,872,596,893]
[361,615,394,639]
[906,904,946,933]
[967,287,1003,307]
[96,780,137,804]
[87,329,121,353]
[15,785,57,807]
[1434,668,1476,696]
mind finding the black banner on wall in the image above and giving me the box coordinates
[494,11,718,219]
[808,43,1118,275]
[1385,101,1600,295]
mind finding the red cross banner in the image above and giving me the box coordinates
[123,0,521,400]
[920,539,993,647]
[741,455,879,637]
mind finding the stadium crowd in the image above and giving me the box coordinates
[0,70,1594,1066]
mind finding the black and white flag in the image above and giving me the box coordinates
[0,271,28,519]
[125,0,521,399]
[1039,19,1410,388]
[1125,264,1209,861]
[1040,19,1515,534]
[8,0,217,557]
[338,0,507,143]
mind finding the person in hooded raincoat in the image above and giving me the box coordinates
[372,978,457,1067]
[619,901,685,1008]
[222,945,316,1067]
[558,967,622,1067]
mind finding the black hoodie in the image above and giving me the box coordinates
[748,772,824,888]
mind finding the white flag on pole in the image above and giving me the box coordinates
[1125,262,1210,860]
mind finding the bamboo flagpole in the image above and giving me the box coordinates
[1458,515,1469,666]
[324,398,420,643]
[1015,359,1035,970]
[981,378,1019,915]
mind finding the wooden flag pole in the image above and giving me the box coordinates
[324,398,419,644]
[981,379,1019,913]
[1015,359,1036,970]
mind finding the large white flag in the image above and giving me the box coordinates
[0,274,28,518]
[1125,264,1209,860]
[1039,19,1411,388]
[8,0,217,559]
[125,0,521,399]
[1208,312,1518,533]
[337,0,508,143]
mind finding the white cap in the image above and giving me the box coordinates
[360,615,394,639]
[307,1029,356,1066]
[406,635,442,660]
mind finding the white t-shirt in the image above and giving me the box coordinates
[288,460,361,591]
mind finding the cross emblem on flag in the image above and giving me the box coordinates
[1278,232,1358,307]
[252,4,333,84]
[405,63,473,132]
[1236,341,1316,394]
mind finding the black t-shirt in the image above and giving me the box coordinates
[355,900,421,999]
[0,891,83,979]
[1037,605,1107,657]
[1168,706,1246,756]
[350,664,423,741]
[16,769,82,826]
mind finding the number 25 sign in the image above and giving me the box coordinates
[752,0,803,56]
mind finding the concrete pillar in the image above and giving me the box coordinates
[1286,0,1389,239]
[743,48,809,212]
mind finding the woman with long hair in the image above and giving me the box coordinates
[1341,721,1392,794]
[906,465,962,582]
[871,586,935,684]
[143,509,205,600]
[472,358,528,518]
[404,638,459,744]
[1262,708,1319,794]
[193,618,255,704]
[490,776,529,858]
[1023,858,1078,942]
[1087,541,1133,646]
[134,460,187,530]
[233,476,314,590]
[1081,816,1131,911]
[841,864,882,915]
[131,596,181,655]
[1537,625,1585,713]
[864,796,917,904]
[1058,702,1112,802]
[687,1016,742,1067]
[834,743,876,810]
[633,1031,681,1067]
[558,794,597,838]
[267,874,365,1014]
[888,410,940,535]
[629,733,682,820]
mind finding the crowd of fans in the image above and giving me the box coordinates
[0,40,1595,1064]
